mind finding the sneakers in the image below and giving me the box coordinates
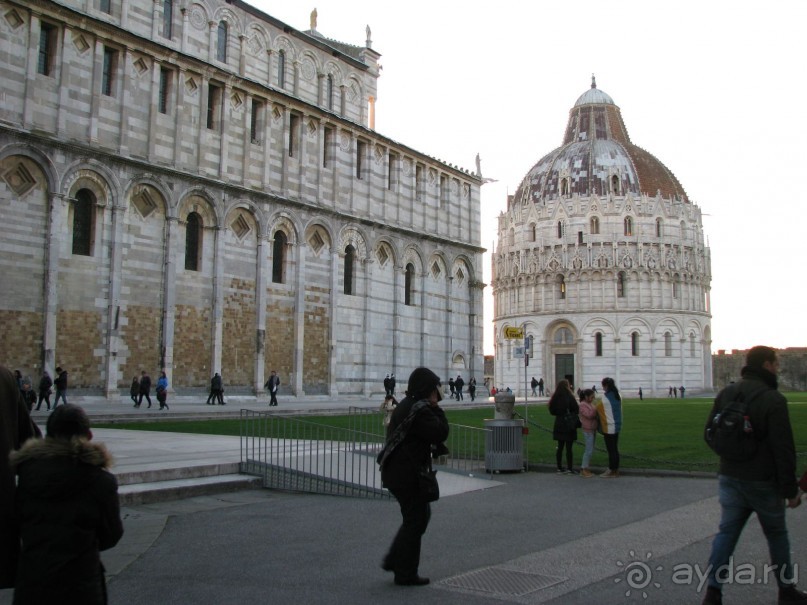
[565,469,579,475]
[580,468,593,478]
[600,469,619,478]
[555,468,565,475]
[779,585,807,603]
[701,586,722,605]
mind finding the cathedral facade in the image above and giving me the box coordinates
[492,80,712,396]
[0,0,484,397]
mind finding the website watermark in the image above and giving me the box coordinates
[614,551,798,599]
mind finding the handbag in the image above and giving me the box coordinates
[418,461,440,502]
[561,411,580,432]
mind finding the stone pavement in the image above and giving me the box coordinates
[2,394,806,604]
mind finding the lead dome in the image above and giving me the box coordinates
[513,77,688,206]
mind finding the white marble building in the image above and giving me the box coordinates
[0,0,484,396]
[492,79,712,397]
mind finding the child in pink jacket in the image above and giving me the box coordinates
[578,389,598,477]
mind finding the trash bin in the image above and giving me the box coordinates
[484,418,524,472]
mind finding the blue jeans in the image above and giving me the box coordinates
[53,389,67,407]
[581,431,596,468]
[706,475,795,589]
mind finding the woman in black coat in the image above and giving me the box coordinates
[548,379,579,474]
[10,405,123,605]
[380,367,449,587]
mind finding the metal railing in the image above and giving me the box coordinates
[239,408,493,499]
[240,409,390,499]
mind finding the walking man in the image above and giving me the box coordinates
[454,375,464,401]
[265,370,280,407]
[52,367,68,408]
[531,377,538,396]
[138,371,152,408]
[537,378,544,396]
[701,346,807,605]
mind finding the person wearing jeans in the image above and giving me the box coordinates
[701,346,807,605]
[577,389,598,478]
[597,377,622,478]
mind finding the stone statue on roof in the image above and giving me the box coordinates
[310,8,317,30]
[366,24,372,48]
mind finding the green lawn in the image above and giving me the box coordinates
[95,393,807,473]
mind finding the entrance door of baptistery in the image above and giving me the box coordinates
[554,354,574,390]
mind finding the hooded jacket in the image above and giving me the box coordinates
[705,365,798,498]
[10,437,123,604]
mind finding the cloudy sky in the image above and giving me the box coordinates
[256,0,806,355]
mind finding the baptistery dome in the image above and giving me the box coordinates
[492,79,712,397]
[513,77,688,207]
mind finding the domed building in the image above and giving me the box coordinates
[491,78,712,396]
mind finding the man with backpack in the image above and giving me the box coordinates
[701,346,807,605]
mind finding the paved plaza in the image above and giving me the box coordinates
[2,394,806,604]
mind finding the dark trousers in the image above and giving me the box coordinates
[603,433,620,470]
[53,389,67,407]
[384,486,431,581]
[555,439,574,470]
[36,392,51,410]
[269,391,278,406]
[139,392,152,407]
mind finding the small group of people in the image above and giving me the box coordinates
[1,365,123,603]
[13,367,68,413]
[446,375,478,401]
[530,376,545,396]
[130,371,169,410]
[668,385,686,398]
[548,377,622,478]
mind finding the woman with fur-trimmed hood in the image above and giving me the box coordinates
[10,404,123,605]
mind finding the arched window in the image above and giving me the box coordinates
[611,174,620,195]
[326,74,334,110]
[404,263,415,306]
[216,21,228,62]
[272,230,287,283]
[624,216,633,236]
[560,178,569,196]
[557,221,563,238]
[528,335,534,358]
[690,333,697,357]
[554,327,573,344]
[664,332,672,357]
[558,275,566,299]
[71,189,95,256]
[672,279,679,299]
[631,331,639,356]
[595,332,603,357]
[590,216,600,234]
[344,245,355,295]
[617,271,626,298]
[185,212,202,271]
[277,50,286,88]
[529,224,536,242]
[680,220,687,240]
[656,218,662,237]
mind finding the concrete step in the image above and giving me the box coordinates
[116,462,242,486]
[118,474,262,506]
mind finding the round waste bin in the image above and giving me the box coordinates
[484,418,524,472]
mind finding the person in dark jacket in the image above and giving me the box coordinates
[137,370,152,408]
[129,376,139,406]
[548,379,579,474]
[36,371,53,411]
[0,365,40,589]
[208,372,225,405]
[10,404,122,605]
[53,367,68,408]
[701,346,807,605]
[380,367,449,587]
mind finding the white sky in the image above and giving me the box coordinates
[255,0,807,355]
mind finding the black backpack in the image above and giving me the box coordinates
[705,387,766,462]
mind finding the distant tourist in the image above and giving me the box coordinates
[53,367,68,408]
[265,371,280,407]
[138,370,152,408]
[548,380,579,474]
[156,371,169,411]
[578,389,599,478]
[36,371,53,411]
